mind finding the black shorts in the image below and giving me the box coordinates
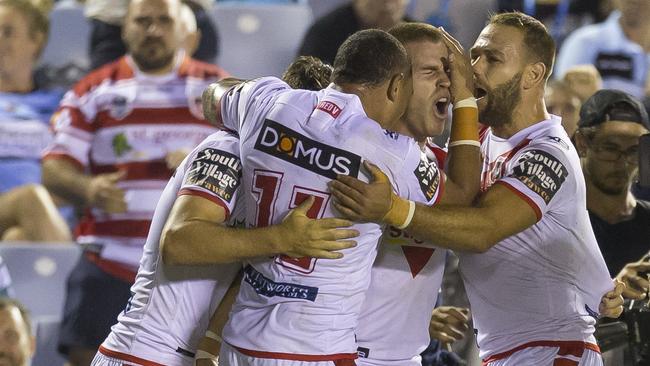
[58,253,133,356]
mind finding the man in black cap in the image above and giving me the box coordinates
[574,89,650,301]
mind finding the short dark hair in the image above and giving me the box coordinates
[489,12,555,80]
[389,22,443,46]
[282,56,332,91]
[0,298,32,336]
[332,29,410,87]
[0,0,49,54]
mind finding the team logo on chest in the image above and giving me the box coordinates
[108,95,132,120]
[254,119,361,179]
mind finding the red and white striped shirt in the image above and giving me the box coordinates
[43,52,228,278]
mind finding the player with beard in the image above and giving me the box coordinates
[330,12,625,366]
[42,0,229,365]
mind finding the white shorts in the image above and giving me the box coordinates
[91,346,168,366]
[219,342,357,366]
[482,341,603,366]
[355,355,421,366]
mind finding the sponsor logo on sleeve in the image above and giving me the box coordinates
[254,119,361,179]
[243,265,319,302]
[184,148,242,202]
[413,154,441,201]
[512,149,568,204]
[316,101,342,118]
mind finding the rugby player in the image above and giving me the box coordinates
[330,12,625,366]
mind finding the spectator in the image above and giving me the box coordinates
[0,298,35,366]
[555,0,650,98]
[574,90,650,282]
[0,0,72,242]
[298,0,412,65]
[41,0,228,364]
[545,79,581,137]
[82,0,219,69]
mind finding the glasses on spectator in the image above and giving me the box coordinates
[588,141,639,163]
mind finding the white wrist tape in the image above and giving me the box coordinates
[205,330,222,343]
[448,140,481,148]
[195,350,218,360]
[395,200,416,229]
[453,97,478,110]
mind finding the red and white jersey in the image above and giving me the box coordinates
[356,144,447,365]
[101,131,243,366]
[43,52,228,274]
[462,116,612,358]
[218,77,441,360]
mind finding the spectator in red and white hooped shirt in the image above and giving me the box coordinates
[41,0,228,365]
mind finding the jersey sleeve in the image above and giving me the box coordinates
[42,88,97,169]
[177,132,242,219]
[496,145,571,221]
[220,76,290,132]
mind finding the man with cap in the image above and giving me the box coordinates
[574,89,650,301]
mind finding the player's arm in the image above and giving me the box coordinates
[194,271,242,364]
[332,166,536,253]
[435,27,480,206]
[160,195,358,265]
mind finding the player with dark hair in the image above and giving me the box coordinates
[330,12,624,366]
[281,56,332,91]
[199,28,444,365]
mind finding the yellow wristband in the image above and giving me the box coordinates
[382,193,415,229]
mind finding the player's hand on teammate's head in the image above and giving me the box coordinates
[329,161,393,223]
[438,27,474,103]
[599,279,625,318]
[280,196,359,259]
[429,306,470,344]
[87,170,128,214]
[616,260,650,300]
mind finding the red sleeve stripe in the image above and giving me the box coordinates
[232,344,358,362]
[481,341,600,364]
[178,188,231,220]
[98,345,165,366]
[494,181,542,221]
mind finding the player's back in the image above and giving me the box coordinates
[461,116,612,358]
[220,77,435,360]
[101,131,242,366]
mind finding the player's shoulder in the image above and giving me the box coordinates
[196,130,240,152]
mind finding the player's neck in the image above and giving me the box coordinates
[586,179,637,224]
[0,69,34,93]
[332,83,396,130]
[490,97,549,139]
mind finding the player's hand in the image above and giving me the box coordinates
[615,260,650,300]
[279,196,359,259]
[86,171,127,213]
[439,27,474,103]
[599,279,625,318]
[329,161,393,223]
[562,65,602,102]
[429,306,470,344]
[166,149,191,170]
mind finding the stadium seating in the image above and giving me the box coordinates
[32,315,66,366]
[0,243,80,318]
[211,2,313,78]
[40,0,91,70]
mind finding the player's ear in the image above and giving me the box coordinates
[573,128,589,157]
[386,72,406,103]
